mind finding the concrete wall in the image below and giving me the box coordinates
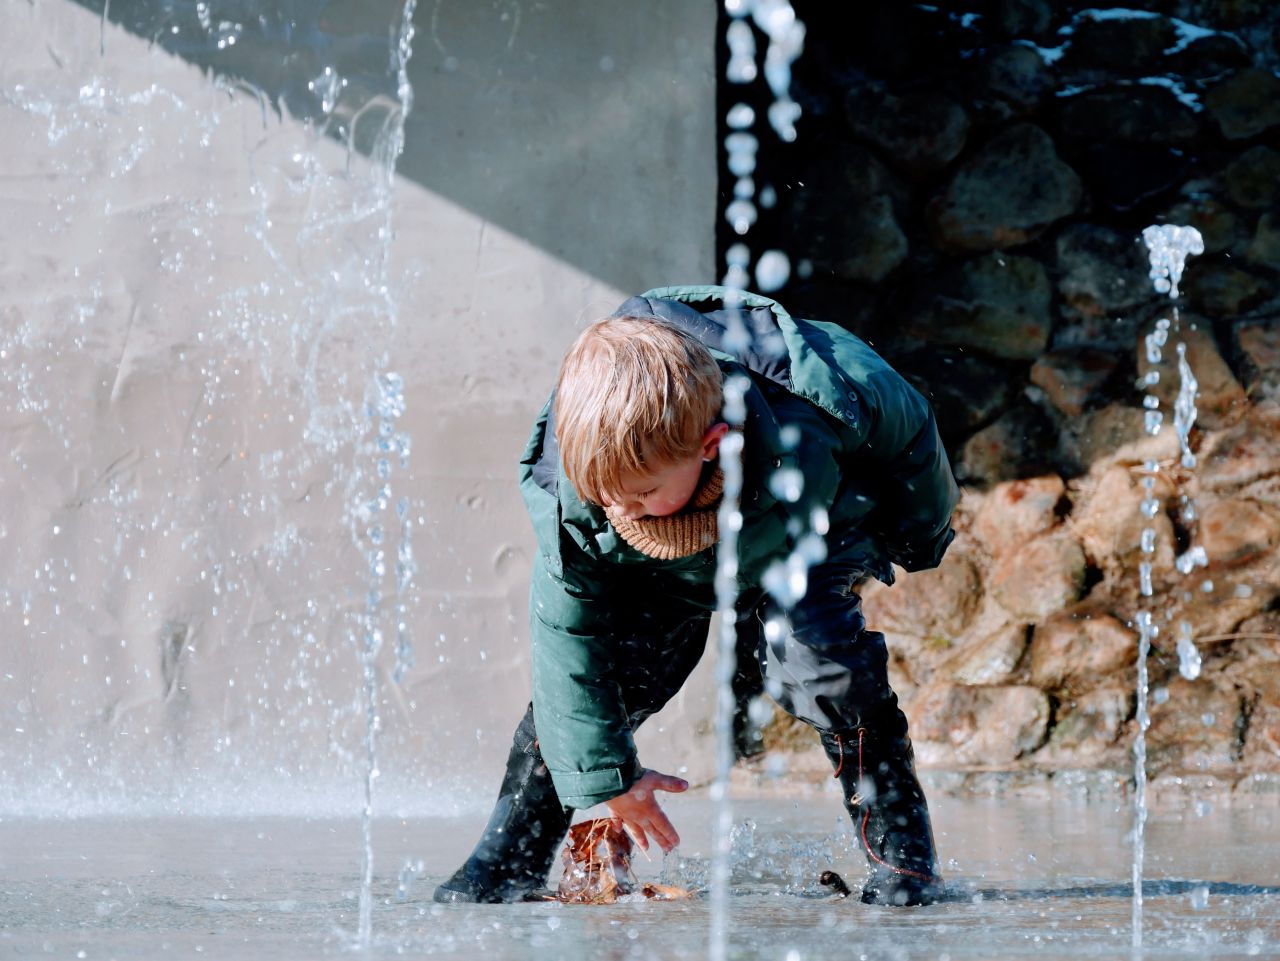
[0,0,718,816]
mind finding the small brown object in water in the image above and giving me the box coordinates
[555,818,693,904]
[819,870,852,898]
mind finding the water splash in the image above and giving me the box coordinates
[712,8,807,957]
[1142,224,1205,299]
[1131,223,1203,952]
[1176,622,1202,681]
[710,370,747,961]
[355,1,418,948]
[1132,609,1157,950]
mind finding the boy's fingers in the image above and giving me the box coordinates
[647,811,680,852]
[648,772,689,794]
[624,821,650,852]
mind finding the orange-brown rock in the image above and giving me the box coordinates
[1198,499,1280,566]
[1073,465,1175,572]
[1028,608,1134,690]
[989,533,1087,621]
[1135,317,1247,429]
[1145,679,1244,775]
[1035,685,1131,769]
[972,475,1066,555]
[909,682,1050,766]
[861,553,983,641]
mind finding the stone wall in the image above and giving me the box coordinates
[738,1,1280,790]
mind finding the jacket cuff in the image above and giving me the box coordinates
[551,757,642,809]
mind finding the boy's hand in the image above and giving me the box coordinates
[604,769,688,854]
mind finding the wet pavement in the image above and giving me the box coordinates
[2,792,1277,960]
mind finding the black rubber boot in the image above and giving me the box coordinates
[819,702,944,907]
[433,710,572,904]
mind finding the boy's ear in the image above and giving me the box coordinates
[700,422,730,461]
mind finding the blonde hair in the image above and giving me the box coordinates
[555,315,723,506]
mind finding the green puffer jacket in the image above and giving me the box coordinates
[518,286,958,809]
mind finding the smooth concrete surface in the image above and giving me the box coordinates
[0,0,717,816]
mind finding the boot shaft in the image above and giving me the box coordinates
[819,707,943,905]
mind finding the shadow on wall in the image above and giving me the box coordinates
[69,0,716,296]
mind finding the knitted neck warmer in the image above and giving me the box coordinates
[605,467,724,560]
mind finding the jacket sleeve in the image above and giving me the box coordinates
[849,366,959,572]
[529,547,642,810]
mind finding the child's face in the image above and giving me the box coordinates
[603,423,729,520]
[605,456,707,520]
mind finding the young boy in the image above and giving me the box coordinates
[434,285,959,907]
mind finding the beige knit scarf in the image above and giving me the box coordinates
[605,467,724,560]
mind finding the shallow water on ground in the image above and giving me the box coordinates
[2,793,1277,960]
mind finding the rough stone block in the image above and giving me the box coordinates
[845,89,970,176]
[862,553,983,643]
[1036,685,1130,767]
[1028,608,1135,690]
[981,44,1054,115]
[1184,264,1268,319]
[957,403,1056,486]
[1146,679,1243,774]
[1055,223,1156,317]
[1135,317,1247,429]
[989,533,1087,621]
[1062,403,1179,471]
[931,124,1082,252]
[1199,499,1280,566]
[1073,464,1175,573]
[1204,68,1280,140]
[786,146,910,285]
[1246,212,1280,272]
[1234,318,1280,396]
[972,474,1066,555]
[1059,11,1180,74]
[1058,87,1200,144]
[905,252,1052,360]
[1030,348,1120,418]
[1199,410,1280,492]
[1224,146,1280,209]
[940,621,1029,686]
[909,682,1050,766]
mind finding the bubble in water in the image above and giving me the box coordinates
[1190,885,1209,909]
[1139,562,1153,597]
[309,67,347,114]
[755,250,790,292]
[215,21,242,49]
[1140,528,1156,554]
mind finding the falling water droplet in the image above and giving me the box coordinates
[755,250,790,292]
